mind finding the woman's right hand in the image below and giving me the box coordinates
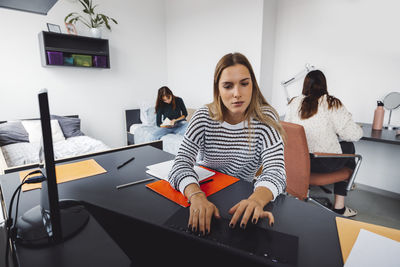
[185,184,220,235]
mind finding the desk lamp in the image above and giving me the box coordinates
[281,63,315,103]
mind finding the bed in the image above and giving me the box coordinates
[0,115,109,174]
[125,107,196,155]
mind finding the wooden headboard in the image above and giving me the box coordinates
[125,109,141,131]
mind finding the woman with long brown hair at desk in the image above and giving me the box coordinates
[168,52,286,235]
[285,70,362,217]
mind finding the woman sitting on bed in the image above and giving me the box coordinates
[154,86,188,138]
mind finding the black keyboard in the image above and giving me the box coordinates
[165,209,298,267]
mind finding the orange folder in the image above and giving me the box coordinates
[146,167,240,207]
[19,159,107,192]
[336,217,400,263]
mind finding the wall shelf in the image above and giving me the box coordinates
[38,31,110,69]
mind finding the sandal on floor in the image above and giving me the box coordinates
[342,207,358,217]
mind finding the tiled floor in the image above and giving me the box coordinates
[309,184,400,230]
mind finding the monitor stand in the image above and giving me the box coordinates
[14,199,89,247]
[13,89,89,247]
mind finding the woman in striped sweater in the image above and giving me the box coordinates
[168,53,286,235]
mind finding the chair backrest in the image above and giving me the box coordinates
[281,121,310,200]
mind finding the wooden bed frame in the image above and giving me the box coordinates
[0,114,162,174]
[2,140,162,174]
[125,109,142,145]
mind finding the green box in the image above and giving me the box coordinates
[72,54,92,67]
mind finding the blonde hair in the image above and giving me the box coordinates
[207,52,286,144]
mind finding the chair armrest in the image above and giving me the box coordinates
[312,152,362,159]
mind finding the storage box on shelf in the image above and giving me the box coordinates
[38,31,110,69]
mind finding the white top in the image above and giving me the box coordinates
[284,94,363,153]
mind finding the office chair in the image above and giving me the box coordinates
[280,121,362,211]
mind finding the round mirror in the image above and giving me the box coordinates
[383,91,400,130]
[383,92,400,110]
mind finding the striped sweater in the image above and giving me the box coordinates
[168,106,286,201]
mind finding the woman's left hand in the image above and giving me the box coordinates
[228,187,274,229]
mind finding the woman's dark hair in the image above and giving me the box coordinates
[155,86,176,112]
[299,70,342,119]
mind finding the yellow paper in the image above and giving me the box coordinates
[336,217,400,263]
[19,159,107,191]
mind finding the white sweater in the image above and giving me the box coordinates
[284,95,363,153]
[168,106,286,201]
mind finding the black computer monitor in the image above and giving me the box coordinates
[14,89,89,247]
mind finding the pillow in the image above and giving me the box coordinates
[144,107,156,126]
[139,101,156,126]
[21,120,65,144]
[51,115,85,138]
[0,121,29,146]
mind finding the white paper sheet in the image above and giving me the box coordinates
[344,229,400,267]
[146,160,215,181]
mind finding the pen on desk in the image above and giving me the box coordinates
[116,177,155,189]
[117,156,135,169]
[200,179,213,185]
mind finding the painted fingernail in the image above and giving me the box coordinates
[271,222,274,227]
[229,223,234,228]
[206,229,209,235]
[193,227,197,232]
[241,223,246,229]
[252,218,257,224]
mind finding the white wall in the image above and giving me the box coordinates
[165,0,264,109]
[271,0,400,127]
[270,0,400,194]
[259,0,278,102]
[0,0,167,147]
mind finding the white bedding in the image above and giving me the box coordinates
[1,136,109,168]
[130,123,184,155]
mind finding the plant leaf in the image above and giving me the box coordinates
[64,13,76,22]
[67,0,118,30]
[101,14,111,30]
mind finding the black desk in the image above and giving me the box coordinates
[359,122,400,145]
[0,145,343,267]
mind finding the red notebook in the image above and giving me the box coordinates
[146,167,240,207]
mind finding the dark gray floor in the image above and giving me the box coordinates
[309,183,400,230]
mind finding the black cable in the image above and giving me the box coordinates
[5,170,44,267]
[13,173,46,230]
[5,183,24,267]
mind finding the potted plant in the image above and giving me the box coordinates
[64,0,118,38]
